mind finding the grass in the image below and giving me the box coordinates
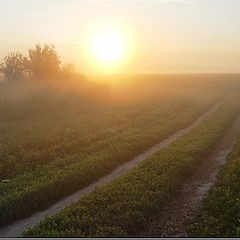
[189,137,240,237]
[23,90,240,237]
[0,76,238,226]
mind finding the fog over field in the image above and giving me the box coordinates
[0,0,240,238]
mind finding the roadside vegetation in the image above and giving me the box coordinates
[0,80,230,226]
[23,91,240,237]
[189,136,240,237]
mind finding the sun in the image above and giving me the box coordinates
[90,27,127,66]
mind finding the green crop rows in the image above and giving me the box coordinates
[189,136,240,237]
[0,79,231,226]
[23,91,240,237]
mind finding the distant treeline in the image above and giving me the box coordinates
[0,44,115,104]
[0,44,84,83]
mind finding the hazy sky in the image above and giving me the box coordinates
[0,0,240,73]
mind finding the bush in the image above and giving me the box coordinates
[0,52,29,81]
[28,44,61,79]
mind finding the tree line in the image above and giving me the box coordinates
[0,44,75,82]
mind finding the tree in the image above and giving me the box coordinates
[62,62,75,74]
[0,52,29,81]
[28,44,61,79]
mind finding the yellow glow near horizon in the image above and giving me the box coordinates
[89,25,130,72]
[93,31,125,63]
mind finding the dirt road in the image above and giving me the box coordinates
[0,95,232,237]
[141,111,240,237]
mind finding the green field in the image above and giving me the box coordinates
[189,136,240,237]
[23,87,240,237]
[1,0,240,236]
[1,75,240,234]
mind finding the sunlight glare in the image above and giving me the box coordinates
[90,26,128,69]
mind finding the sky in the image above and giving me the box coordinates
[0,0,240,74]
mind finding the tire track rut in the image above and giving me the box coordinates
[141,110,240,237]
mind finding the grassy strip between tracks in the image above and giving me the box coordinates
[189,137,240,237]
[24,92,240,237]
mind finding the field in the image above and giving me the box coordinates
[189,136,240,237]
[1,0,240,237]
[1,74,240,237]
[23,87,240,237]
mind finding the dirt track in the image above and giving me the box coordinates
[141,111,240,237]
[0,95,233,237]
